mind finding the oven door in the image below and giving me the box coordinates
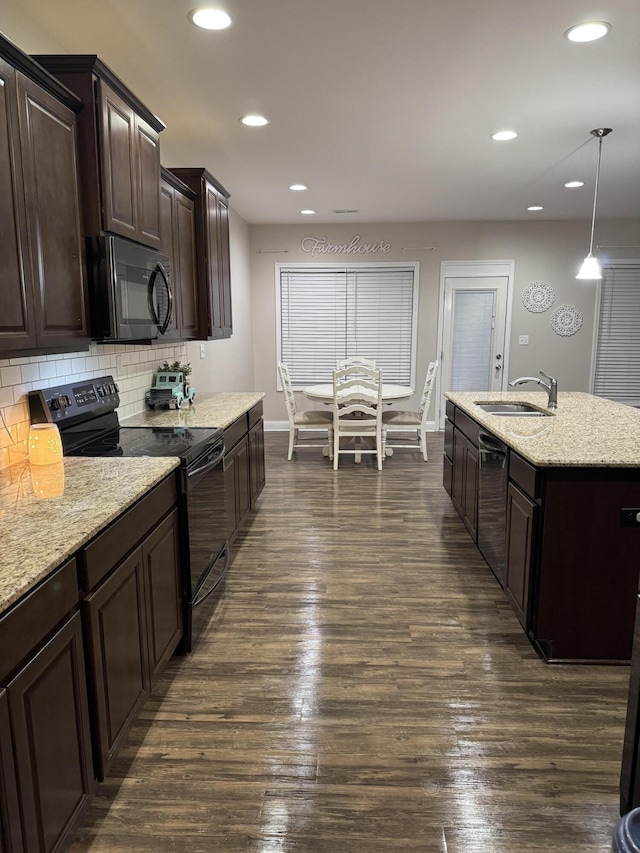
[184,438,227,599]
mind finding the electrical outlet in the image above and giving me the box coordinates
[518,335,529,345]
[199,344,206,359]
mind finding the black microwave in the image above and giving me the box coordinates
[86,235,179,344]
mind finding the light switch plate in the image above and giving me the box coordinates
[199,344,206,359]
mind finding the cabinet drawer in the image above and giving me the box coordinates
[248,400,263,430]
[0,558,78,682]
[79,474,177,591]
[454,409,480,445]
[224,415,248,451]
[509,452,540,500]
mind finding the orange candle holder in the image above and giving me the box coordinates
[28,423,63,465]
[30,462,65,498]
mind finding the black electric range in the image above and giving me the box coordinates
[28,375,228,652]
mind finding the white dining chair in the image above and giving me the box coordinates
[332,365,384,471]
[278,362,333,460]
[336,356,376,370]
[381,360,438,461]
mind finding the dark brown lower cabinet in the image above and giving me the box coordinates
[249,418,265,506]
[505,481,537,630]
[5,613,94,853]
[224,402,265,547]
[83,505,181,780]
[452,428,478,539]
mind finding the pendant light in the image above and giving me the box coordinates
[576,127,612,280]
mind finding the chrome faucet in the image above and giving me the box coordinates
[509,370,558,409]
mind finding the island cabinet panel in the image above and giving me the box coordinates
[534,470,640,663]
[249,418,266,506]
[4,612,94,853]
[451,426,478,540]
[160,169,198,340]
[168,167,232,340]
[33,56,165,251]
[0,43,88,357]
[0,689,22,853]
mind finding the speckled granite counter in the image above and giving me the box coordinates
[0,456,179,614]
[445,391,640,467]
[122,391,265,430]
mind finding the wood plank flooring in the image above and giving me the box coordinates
[67,432,630,852]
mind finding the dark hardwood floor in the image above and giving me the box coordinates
[67,432,630,852]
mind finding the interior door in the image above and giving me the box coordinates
[438,264,512,428]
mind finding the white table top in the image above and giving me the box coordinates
[303,383,413,404]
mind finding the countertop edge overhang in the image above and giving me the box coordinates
[445,390,640,468]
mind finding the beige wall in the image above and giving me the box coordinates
[186,210,255,392]
[250,219,640,424]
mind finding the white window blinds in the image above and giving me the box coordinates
[278,265,417,387]
[450,290,496,391]
[593,263,640,406]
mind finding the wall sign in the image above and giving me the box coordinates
[301,235,391,257]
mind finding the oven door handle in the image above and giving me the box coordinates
[188,445,225,478]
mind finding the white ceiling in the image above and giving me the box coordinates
[6,0,640,225]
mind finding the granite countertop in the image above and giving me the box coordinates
[0,456,179,615]
[445,391,640,467]
[122,391,266,430]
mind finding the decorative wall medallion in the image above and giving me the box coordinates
[551,304,583,337]
[522,280,555,313]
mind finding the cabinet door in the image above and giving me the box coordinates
[462,440,478,539]
[7,613,94,853]
[99,83,138,242]
[174,190,198,339]
[0,59,36,352]
[451,428,465,515]
[224,436,251,543]
[505,481,537,630]
[135,114,161,249]
[142,510,182,688]
[0,689,23,853]
[84,546,149,780]
[249,419,265,508]
[17,73,88,351]
[216,193,232,338]
[205,181,224,339]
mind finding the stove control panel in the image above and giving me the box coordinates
[28,375,120,425]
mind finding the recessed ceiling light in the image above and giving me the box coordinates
[564,21,611,42]
[527,205,544,211]
[564,180,585,188]
[240,114,269,127]
[289,184,307,191]
[300,209,316,215]
[188,7,232,30]
[491,130,518,141]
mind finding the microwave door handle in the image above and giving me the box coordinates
[147,269,161,328]
[151,263,173,335]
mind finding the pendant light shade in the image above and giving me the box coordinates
[576,128,612,280]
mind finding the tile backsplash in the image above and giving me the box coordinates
[0,342,187,470]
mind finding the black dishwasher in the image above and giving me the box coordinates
[477,431,509,586]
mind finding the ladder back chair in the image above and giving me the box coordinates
[332,365,384,471]
[336,356,376,370]
[382,360,438,461]
[278,362,333,460]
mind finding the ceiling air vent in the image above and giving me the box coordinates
[332,209,359,214]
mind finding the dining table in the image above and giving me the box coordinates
[302,382,414,458]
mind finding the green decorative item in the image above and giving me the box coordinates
[146,361,195,410]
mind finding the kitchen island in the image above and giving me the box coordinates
[444,391,640,663]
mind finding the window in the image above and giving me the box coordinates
[592,262,640,406]
[276,263,418,388]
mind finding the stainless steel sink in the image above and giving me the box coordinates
[474,402,554,417]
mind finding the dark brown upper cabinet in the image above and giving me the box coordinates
[33,55,165,250]
[0,37,89,356]
[160,168,199,340]
[168,168,232,340]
